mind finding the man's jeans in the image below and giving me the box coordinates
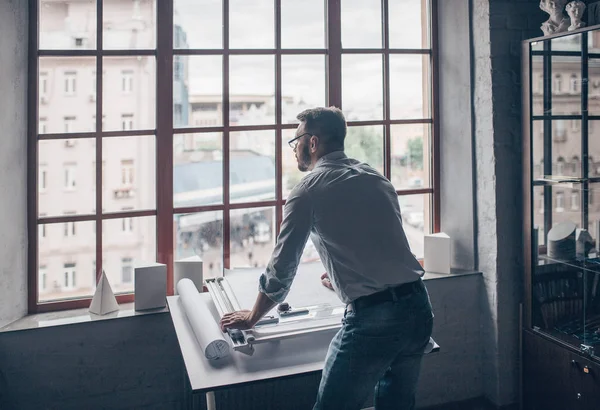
[314,280,434,410]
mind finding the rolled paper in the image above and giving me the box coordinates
[177,278,230,360]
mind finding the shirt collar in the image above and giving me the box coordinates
[314,150,347,168]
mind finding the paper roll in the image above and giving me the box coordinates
[177,278,230,360]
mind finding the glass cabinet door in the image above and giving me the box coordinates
[529,28,600,361]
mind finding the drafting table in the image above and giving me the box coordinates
[168,262,440,406]
[168,263,341,395]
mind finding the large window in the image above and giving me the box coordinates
[30,0,439,312]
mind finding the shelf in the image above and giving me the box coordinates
[534,176,587,187]
[537,255,600,274]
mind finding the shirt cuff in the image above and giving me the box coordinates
[258,272,290,304]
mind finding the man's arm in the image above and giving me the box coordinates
[219,291,276,331]
[220,184,313,330]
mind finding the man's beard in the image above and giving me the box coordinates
[297,144,311,172]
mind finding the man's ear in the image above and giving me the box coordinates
[310,136,318,152]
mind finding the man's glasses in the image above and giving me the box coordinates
[288,133,311,150]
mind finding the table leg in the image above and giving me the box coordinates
[206,391,216,410]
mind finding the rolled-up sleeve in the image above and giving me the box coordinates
[258,184,313,303]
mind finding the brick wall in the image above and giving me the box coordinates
[472,0,544,406]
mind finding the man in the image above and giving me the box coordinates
[220,107,433,410]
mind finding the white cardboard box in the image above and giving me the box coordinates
[174,255,204,294]
[134,262,167,311]
[423,232,452,274]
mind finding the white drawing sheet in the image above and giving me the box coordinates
[177,278,230,360]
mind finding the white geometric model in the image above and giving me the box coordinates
[174,255,203,295]
[424,232,452,274]
[89,271,119,316]
[134,262,167,311]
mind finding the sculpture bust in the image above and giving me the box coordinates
[540,0,570,36]
[566,1,586,31]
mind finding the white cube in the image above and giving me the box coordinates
[134,262,167,311]
[174,255,204,294]
[424,232,452,274]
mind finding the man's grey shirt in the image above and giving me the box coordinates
[258,151,424,304]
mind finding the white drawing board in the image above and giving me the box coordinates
[168,293,337,393]
[168,262,341,392]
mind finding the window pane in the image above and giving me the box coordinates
[390,55,430,120]
[589,57,600,116]
[532,120,544,179]
[590,121,600,173]
[174,132,223,208]
[174,0,222,49]
[341,0,382,48]
[344,125,384,175]
[390,124,431,190]
[38,140,95,218]
[533,120,582,181]
[282,56,326,124]
[588,183,600,247]
[550,56,581,115]
[38,220,95,302]
[102,136,156,212]
[103,0,157,50]
[342,55,383,121]
[121,257,134,284]
[551,33,582,52]
[175,211,223,279]
[389,0,430,49]
[300,237,322,265]
[533,185,546,247]
[229,0,274,48]
[103,216,156,294]
[229,56,275,125]
[551,120,580,178]
[398,194,431,259]
[39,57,96,134]
[230,207,276,268]
[39,0,97,50]
[532,54,544,117]
[175,56,223,128]
[282,129,307,199]
[230,131,276,203]
[102,56,156,131]
[281,0,325,49]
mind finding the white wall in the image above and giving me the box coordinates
[438,0,476,270]
[0,0,28,328]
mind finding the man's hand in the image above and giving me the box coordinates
[220,310,255,332]
[220,292,276,332]
[321,272,334,291]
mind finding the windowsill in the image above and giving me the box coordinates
[0,269,480,334]
[423,268,481,280]
[0,303,168,333]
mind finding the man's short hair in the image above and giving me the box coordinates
[296,107,347,150]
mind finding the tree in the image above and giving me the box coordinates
[407,137,423,170]
[344,127,383,170]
